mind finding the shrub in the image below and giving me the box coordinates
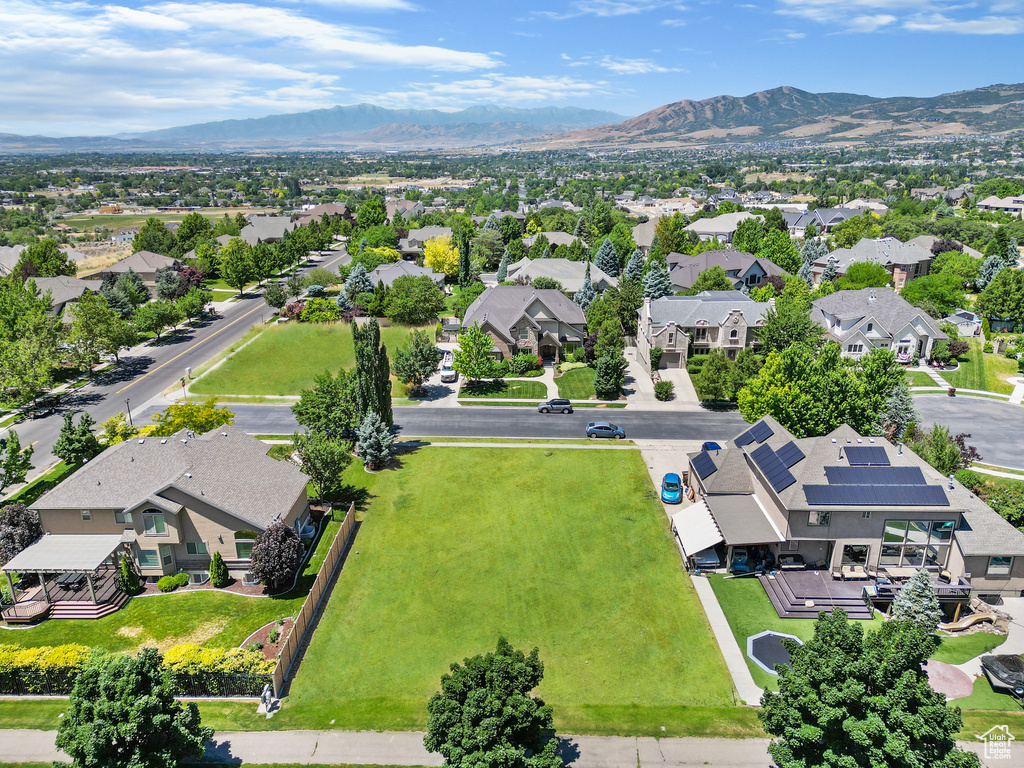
[654,380,675,401]
[282,301,305,321]
[507,352,541,376]
[157,576,178,593]
[686,355,709,373]
[558,361,587,374]
[984,342,993,353]
[0,644,91,694]
[567,348,586,363]
[172,573,190,588]
[1005,348,1019,360]
[307,267,340,287]
[268,628,280,644]
[650,346,664,370]
[210,551,229,588]
[162,644,274,675]
[306,284,325,299]
[1019,357,1024,375]
[299,298,341,323]
[954,469,982,492]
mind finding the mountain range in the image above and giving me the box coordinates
[3,83,1024,152]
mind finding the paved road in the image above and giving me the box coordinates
[134,403,750,442]
[914,394,1024,470]
[2,253,348,484]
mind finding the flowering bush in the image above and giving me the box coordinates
[282,301,306,321]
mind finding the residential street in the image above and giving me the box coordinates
[914,394,1024,470]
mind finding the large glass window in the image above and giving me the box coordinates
[185,542,208,556]
[235,541,255,559]
[881,519,954,567]
[114,511,132,525]
[160,545,173,567]
[809,510,831,526]
[988,557,1012,576]
[137,549,159,567]
[143,513,166,535]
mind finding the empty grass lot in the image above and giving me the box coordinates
[274,448,737,735]
[458,380,547,398]
[943,339,1019,394]
[556,366,598,399]
[190,322,423,397]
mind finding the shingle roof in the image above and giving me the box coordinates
[905,235,983,259]
[814,237,934,272]
[369,261,444,288]
[33,426,308,531]
[30,276,102,309]
[522,232,581,249]
[648,292,771,328]
[684,211,756,236]
[505,258,617,293]
[99,250,180,276]
[632,217,661,249]
[462,286,585,342]
[0,244,26,275]
[407,226,452,242]
[666,249,789,291]
[811,288,947,342]
[240,217,297,246]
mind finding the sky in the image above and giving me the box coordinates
[2,0,1024,136]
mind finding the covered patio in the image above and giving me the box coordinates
[2,534,130,623]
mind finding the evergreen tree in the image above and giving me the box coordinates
[540,245,552,260]
[891,569,943,630]
[345,262,373,297]
[622,248,644,282]
[458,232,472,288]
[335,291,352,312]
[115,556,142,595]
[209,551,229,588]
[593,353,626,400]
[351,318,393,428]
[572,215,585,240]
[53,412,102,467]
[355,411,396,471]
[593,237,619,277]
[1004,236,1019,270]
[647,233,662,265]
[496,249,510,282]
[574,262,596,310]
[642,258,673,299]
[876,381,919,441]
[821,255,839,283]
[482,213,500,232]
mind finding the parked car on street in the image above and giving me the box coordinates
[537,398,573,414]
[661,473,683,504]
[585,422,625,439]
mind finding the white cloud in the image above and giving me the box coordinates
[775,0,1024,34]
[534,0,686,20]
[101,6,191,31]
[597,56,682,74]
[903,12,1024,33]
[847,13,898,31]
[661,18,687,26]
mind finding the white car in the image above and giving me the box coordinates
[440,351,458,383]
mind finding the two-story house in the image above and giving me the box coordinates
[461,286,586,362]
[399,226,453,259]
[676,416,1024,618]
[28,426,311,585]
[810,237,933,289]
[666,250,789,292]
[636,292,772,371]
[811,288,947,362]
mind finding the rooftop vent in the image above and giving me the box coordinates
[160,439,167,444]
[221,432,228,437]
[180,439,187,445]
[137,439,144,444]
[948,474,955,490]
[185,472,192,478]
[898,442,903,455]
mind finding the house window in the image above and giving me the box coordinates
[160,545,173,567]
[81,510,91,521]
[988,556,1012,576]
[235,541,255,559]
[114,511,132,525]
[866,323,873,332]
[694,328,708,342]
[143,514,166,535]
[847,344,864,353]
[861,510,871,519]
[137,549,159,568]
[186,542,208,556]
[729,329,739,340]
[808,510,831,526]
[880,519,953,567]
[519,327,529,340]
[667,332,675,346]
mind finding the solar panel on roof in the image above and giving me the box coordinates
[775,441,805,469]
[734,427,756,447]
[750,421,774,443]
[823,466,927,486]
[750,443,796,492]
[844,446,890,466]
[692,451,717,480]
[804,484,948,506]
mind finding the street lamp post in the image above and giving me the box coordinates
[124,398,133,427]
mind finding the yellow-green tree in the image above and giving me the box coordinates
[424,235,459,277]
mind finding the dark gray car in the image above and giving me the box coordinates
[537,398,573,413]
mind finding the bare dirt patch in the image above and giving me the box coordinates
[116,626,143,638]
[141,618,230,652]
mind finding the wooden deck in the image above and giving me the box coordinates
[759,569,874,620]
[2,566,127,623]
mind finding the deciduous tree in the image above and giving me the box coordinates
[144,399,234,437]
[385,275,445,325]
[53,411,102,467]
[453,323,499,382]
[132,217,177,256]
[694,352,734,402]
[218,237,255,296]
[0,503,42,567]
[689,265,734,294]
[292,368,358,438]
[249,520,305,588]
[392,330,441,395]
[132,299,184,341]
[0,431,34,494]
[424,235,460,277]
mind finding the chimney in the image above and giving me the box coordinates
[948,474,955,490]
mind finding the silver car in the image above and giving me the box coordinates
[537,398,573,414]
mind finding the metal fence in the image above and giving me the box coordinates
[272,502,356,696]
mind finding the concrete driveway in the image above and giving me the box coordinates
[913,395,1024,469]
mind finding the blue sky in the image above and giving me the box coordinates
[2,0,1023,136]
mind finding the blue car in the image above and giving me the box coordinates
[701,441,722,452]
[661,473,683,504]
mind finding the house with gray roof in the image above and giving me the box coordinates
[386,199,424,223]
[461,286,586,362]
[239,216,297,247]
[684,211,756,243]
[812,287,947,362]
[675,416,1024,618]
[631,217,662,255]
[293,202,354,227]
[30,276,102,322]
[906,235,982,259]
[810,237,934,289]
[30,425,311,583]
[666,249,789,292]
[400,225,453,258]
[0,244,26,276]
[522,231,581,250]
[503,257,617,296]
[368,260,444,288]
[782,207,863,237]
[636,292,772,372]
[95,250,181,286]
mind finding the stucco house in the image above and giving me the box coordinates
[461,286,586,362]
[675,417,1024,618]
[95,250,182,286]
[636,292,772,371]
[666,249,789,292]
[783,207,863,238]
[811,288,947,362]
[29,426,311,585]
[503,257,617,296]
[810,237,933,289]
[684,211,756,243]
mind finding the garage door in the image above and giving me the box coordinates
[660,352,681,368]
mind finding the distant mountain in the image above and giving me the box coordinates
[539,83,1024,147]
[117,104,626,147]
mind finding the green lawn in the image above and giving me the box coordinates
[458,380,547,399]
[189,322,423,397]
[943,340,1019,394]
[6,461,76,507]
[932,631,1007,664]
[272,448,736,735]
[556,366,597,399]
[955,676,1024,713]
[907,371,939,387]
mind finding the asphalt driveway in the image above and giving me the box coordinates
[914,394,1024,470]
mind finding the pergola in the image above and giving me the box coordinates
[2,534,126,606]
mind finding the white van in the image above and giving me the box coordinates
[440,351,458,383]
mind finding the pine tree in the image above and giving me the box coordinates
[875,381,919,441]
[642,258,673,299]
[209,551,229,588]
[647,233,662,265]
[116,556,142,595]
[496,249,510,282]
[458,232,472,288]
[574,262,596,310]
[976,255,1000,290]
[356,411,396,471]
[593,237,619,277]
[345,262,373,297]
[1004,236,1019,270]
[482,213,500,232]
[335,291,352,312]
[540,245,552,260]
[891,569,943,630]
[572,215,585,239]
[352,318,393,428]
[821,255,839,283]
[622,248,644,282]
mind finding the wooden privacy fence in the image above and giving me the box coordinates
[272,502,356,696]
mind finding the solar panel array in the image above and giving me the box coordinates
[735,420,774,447]
[805,484,949,507]
[775,441,805,469]
[692,451,717,480]
[824,466,927,486]
[844,446,890,466]
[750,443,796,492]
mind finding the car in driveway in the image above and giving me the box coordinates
[537,398,573,413]
[661,473,683,504]
[439,351,458,383]
[701,441,722,452]
[585,421,625,439]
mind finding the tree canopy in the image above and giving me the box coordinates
[143,399,234,437]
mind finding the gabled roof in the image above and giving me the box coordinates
[814,237,933,272]
[666,249,789,291]
[30,276,102,308]
[462,286,586,342]
[811,288,947,342]
[240,217,297,246]
[33,425,308,531]
[783,207,862,230]
[406,225,452,242]
[100,250,180,276]
[684,211,756,236]
[906,235,982,259]
[523,231,581,249]
[369,260,444,288]
[632,217,662,249]
[505,258,617,293]
[648,291,771,328]
[0,244,27,275]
